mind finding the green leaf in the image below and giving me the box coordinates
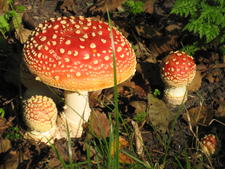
[16,5,26,13]
[170,0,198,17]
[124,0,144,14]
[0,15,10,33]
[12,13,22,29]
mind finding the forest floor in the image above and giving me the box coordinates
[0,0,225,168]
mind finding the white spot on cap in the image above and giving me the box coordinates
[120,54,124,58]
[104,56,110,61]
[93,60,98,64]
[37,45,43,50]
[98,31,103,35]
[68,50,72,55]
[52,41,57,46]
[65,40,71,45]
[83,27,88,30]
[80,45,85,49]
[121,42,126,47]
[82,34,88,39]
[70,19,75,24]
[53,25,59,30]
[54,76,60,80]
[75,25,80,29]
[44,46,49,51]
[64,58,70,62]
[38,23,43,28]
[90,43,96,49]
[50,18,55,22]
[52,34,57,39]
[37,53,42,58]
[117,47,122,52]
[60,48,65,54]
[84,54,90,60]
[101,39,106,43]
[76,72,81,77]
[91,32,96,37]
[79,38,85,42]
[40,36,47,41]
[74,51,78,56]
[60,20,67,24]
[76,30,81,34]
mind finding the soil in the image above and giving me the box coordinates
[0,0,225,169]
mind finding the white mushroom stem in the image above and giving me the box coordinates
[164,86,187,105]
[62,91,91,138]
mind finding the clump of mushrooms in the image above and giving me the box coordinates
[23,95,58,143]
[23,16,136,138]
[160,51,196,105]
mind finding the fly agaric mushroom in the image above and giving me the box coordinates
[161,51,196,105]
[23,95,58,143]
[200,134,218,156]
[23,16,136,138]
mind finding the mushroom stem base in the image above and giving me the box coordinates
[164,86,187,105]
[59,91,91,138]
[24,126,57,144]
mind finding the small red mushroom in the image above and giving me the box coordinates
[23,16,136,138]
[161,51,196,105]
[200,134,218,156]
[23,95,58,143]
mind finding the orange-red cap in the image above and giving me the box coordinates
[23,16,136,91]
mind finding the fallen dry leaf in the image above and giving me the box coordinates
[131,120,144,156]
[119,152,134,164]
[15,27,32,44]
[89,110,110,138]
[0,138,11,153]
[130,101,147,115]
[88,0,125,13]
[183,106,212,126]
[0,150,19,169]
[188,71,202,92]
[147,94,176,133]
[205,69,221,83]
[144,0,156,14]
[0,117,14,135]
[110,136,134,164]
[59,0,76,13]
[215,100,225,117]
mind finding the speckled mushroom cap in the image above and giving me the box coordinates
[23,16,136,91]
[23,95,57,132]
[200,134,218,155]
[161,51,196,87]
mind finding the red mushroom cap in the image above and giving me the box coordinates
[23,16,136,91]
[161,51,196,87]
[23,95,57,132]
[200,134,218,155]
